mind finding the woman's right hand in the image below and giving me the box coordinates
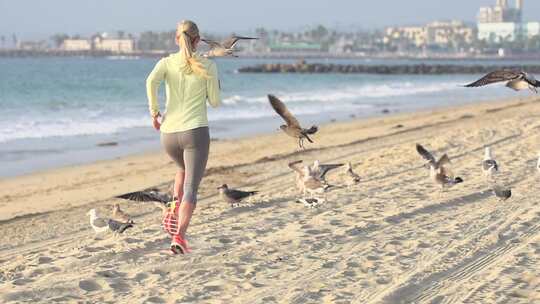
[152,113,161,131]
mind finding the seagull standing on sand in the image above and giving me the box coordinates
[111,204,134,224]
[416,144,463,195]
[465,70,540,93]
[268,95,318,149]
[87,209,133,234]
[482,147,499,180]
[217,184,258,207]
[202,35,258,57]
[492,185,512,201]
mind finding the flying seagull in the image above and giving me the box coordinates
[268,94,318,149]
[111,204,133,224]
[492,186,512,201]
[344,162,361,185]
[87,209,133,234]
[482,147,499,180]
[416,144,463,194]
[465,70,540,93]
[217,184,258,207]
[202,35,258,57]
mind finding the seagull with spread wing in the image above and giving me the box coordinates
[465,70,540,93]
[87,209,133,235]
[416,144,463,195]
[311,160,343,181]
[482,147,499,180]
[268,94,318,149]
[202,35,258,57]
[288,160,332,198]
[116,188,173,214]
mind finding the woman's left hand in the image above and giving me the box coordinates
[152,114,161,131]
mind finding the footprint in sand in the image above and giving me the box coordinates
[12,278,34,286]
[124,238,143,244]
[96,269,125,278]
[145,296,166,303]
[322,261,337,269]
[219,238,234,244]
[76,254,92,260]
[262,296,278,303]
[85,246,106,253]
[27,266,61,278]
[133,272,149,282]
[417,241,431,248]
[78,279,102,292]
[37,256,53,264]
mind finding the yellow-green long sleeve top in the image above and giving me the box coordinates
[146,52,221,133]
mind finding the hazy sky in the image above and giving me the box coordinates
[2,0,540,39]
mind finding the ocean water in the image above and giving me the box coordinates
[0,57,530,178]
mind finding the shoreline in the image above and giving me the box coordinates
[0,95,534,222]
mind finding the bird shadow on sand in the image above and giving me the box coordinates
[221,197,296,216]
[384,190,494,225]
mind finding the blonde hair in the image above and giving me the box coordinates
[176,20,209,79]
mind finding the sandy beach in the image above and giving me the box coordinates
[1,96,540,303]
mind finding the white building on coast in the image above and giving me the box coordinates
[60,34,134,53]
[477,0,540,42]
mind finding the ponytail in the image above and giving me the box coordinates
[177,21,209,79]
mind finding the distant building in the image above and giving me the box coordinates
[92,35,134,53]
[478,22,521,42]
[61,39,91,51]
[17,40,48,50]
[59,35,135,53]
[524,22,540,38]
[384,26,427,47]
[478,0,522,23]
[384,21,475,48]
[426,21,475,46]
[477,0,529,42]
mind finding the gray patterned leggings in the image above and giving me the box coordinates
[160,127,210,204]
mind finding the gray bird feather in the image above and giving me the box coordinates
[107,219,133,233]
[465,70,540,88]
[268,94,301,128]
[116,190,171,204]
[492,186,511,201]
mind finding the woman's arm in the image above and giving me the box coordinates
[146,59,167,118]
[206,61,221,108]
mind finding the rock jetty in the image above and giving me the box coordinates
[237,60,540,75]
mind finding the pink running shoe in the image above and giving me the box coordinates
[170,234,191,254]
